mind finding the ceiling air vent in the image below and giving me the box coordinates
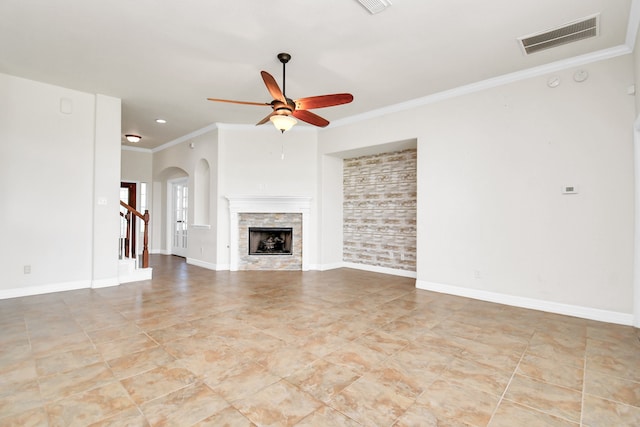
[518,14,599,55]
[356,0,392,15]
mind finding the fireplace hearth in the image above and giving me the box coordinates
[249,227,292,255]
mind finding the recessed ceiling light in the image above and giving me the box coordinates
[155,118,167,124]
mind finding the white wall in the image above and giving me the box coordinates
[152,130,219,266]
[320,54,635,322]
[92,94,122,287]
[216,126,318,268]
[318,154,344,268]
[0,73,121,297]
[122,148,153,184]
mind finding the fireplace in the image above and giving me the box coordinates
[249,227,292,255]
[227,196,311,271]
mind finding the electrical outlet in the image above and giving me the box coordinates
[24,265,31,274]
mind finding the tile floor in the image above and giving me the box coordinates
[1,255,639,426]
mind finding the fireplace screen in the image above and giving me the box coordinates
[248,227,293,255]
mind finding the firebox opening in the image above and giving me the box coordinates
[249,227,293,255]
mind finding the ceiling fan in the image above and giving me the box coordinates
[207,53,354,132]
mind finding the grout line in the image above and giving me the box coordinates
[486,343,529,425]
[580,353,587,426]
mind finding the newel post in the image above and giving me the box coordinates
[142,209,150,268]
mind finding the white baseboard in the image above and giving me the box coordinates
[0,280,90,300]
[150,248,171,255]
[342,262,417,278]
[91,277,120,289]
[316,262,343,271]
[416,280,634,326]
[186,258,219,271]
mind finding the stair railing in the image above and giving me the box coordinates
[119,201,150,268]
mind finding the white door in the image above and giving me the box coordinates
[171,179,188,257]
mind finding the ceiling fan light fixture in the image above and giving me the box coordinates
[270,115,297,133]
[125,134,142,143]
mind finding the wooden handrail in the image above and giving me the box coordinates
[120,201,150,268]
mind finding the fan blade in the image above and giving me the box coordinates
[256,111,276,126]
[261,71,285,103]
[293,110,330,127]
[295,93,353,110]
[207,98,270,107]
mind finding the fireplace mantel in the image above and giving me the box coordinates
[227,196,311,271]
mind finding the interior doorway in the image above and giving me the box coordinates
[120,182,136,258]
[171,178,188,257]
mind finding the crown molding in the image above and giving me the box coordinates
[626,0,640,50]
[151,123,219,153]
[121,144,152,153]
[330,44,632,129]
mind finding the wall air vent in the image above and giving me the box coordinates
[518,14,599,55]
[356,0,392,14]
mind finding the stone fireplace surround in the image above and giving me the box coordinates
[227,196,311,271]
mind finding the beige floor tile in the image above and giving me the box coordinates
[0,379,43,419]
[30,331,93,356]
[439,357,512,396]
[120,362,198,405]
[234,380,322,426]
[205,360,281,402]
[45,381,135,427]
[323,340,388,374]
[286,359,361,403]
[139,382,228,426]
[296,405,361,426]
[0,357,38,386]
[0,407,49,427]
[173,346,246,378]
[517,352,584,391]
[364,356,435,399]
[107,346,176,379]
[254,346,318,378]
[582,394,640,427]
[95,333,158,361]
[584,369,640,407]
[503,374,582,423]
[329,376,414,426]
[38,362,116,402]
[1,255,637,426]
[587,351,640,382]
[192,406,256,426]
[488,400,579,426]
[86,407,149,427]
[356,328,410,355]
[392,403,443,427]
[415,379,499,426]
[85,323,143,344]
[294,331,351,358]
[35,346,103,377]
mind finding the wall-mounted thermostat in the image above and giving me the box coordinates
[562,185,579,194]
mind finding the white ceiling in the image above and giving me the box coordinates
[0,0,634,150]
